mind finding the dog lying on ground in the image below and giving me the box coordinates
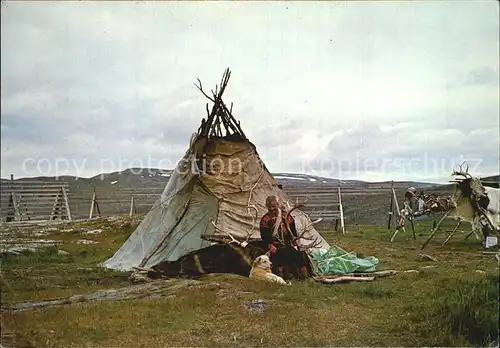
[249,254,290,285]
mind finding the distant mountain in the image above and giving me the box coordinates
[2,168,440,187]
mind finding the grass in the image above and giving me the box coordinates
[1,216,498,347]
[0,217,136,302]
[407,274,499,346]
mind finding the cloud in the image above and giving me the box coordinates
[298,120,499,182]
[1,1,498,182]
[464,66,499,87]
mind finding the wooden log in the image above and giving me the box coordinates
[316,270,398,279]
[318,276,375,284]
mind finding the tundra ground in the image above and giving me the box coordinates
[1,216,498,347]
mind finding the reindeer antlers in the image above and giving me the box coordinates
[210,219,251,247]
[281,198,323,251]
[281,198,308,237]
[451,161,472,179]
[286,197,308,217]
[292,220,324,251]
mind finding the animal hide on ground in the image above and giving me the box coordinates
[147,241,313,279]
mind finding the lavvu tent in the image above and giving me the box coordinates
[102,69,330,273]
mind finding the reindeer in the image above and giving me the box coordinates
[421,162,499,249]
[449,163,499,236]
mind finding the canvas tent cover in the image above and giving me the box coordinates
[103,70,330,272]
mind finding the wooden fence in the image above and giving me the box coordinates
[69,180,407,225]
[0,180,72,222]
[0,177,411,225]
[70,188,164,219]
[67,182,348,223]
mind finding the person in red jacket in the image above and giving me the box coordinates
[259,195,309,280]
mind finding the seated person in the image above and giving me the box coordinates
[259,195,310,280]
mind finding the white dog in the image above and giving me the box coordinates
[249,254,290,285]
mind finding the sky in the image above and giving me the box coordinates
[1,1,499,183]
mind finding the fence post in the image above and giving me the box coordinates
[337,185,345,235]
[390,187,406,242]
[62,186,72,221]
[89,189,101,219]
[49,189,63,221]
[12,193,21,221]
[1,181,70,223]
[129,195,135,217]
[89,191,96,219]
[387,181,394,230]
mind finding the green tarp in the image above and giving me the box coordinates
[311,246,379,275]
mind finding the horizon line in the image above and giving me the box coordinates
[3,166,498,185]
